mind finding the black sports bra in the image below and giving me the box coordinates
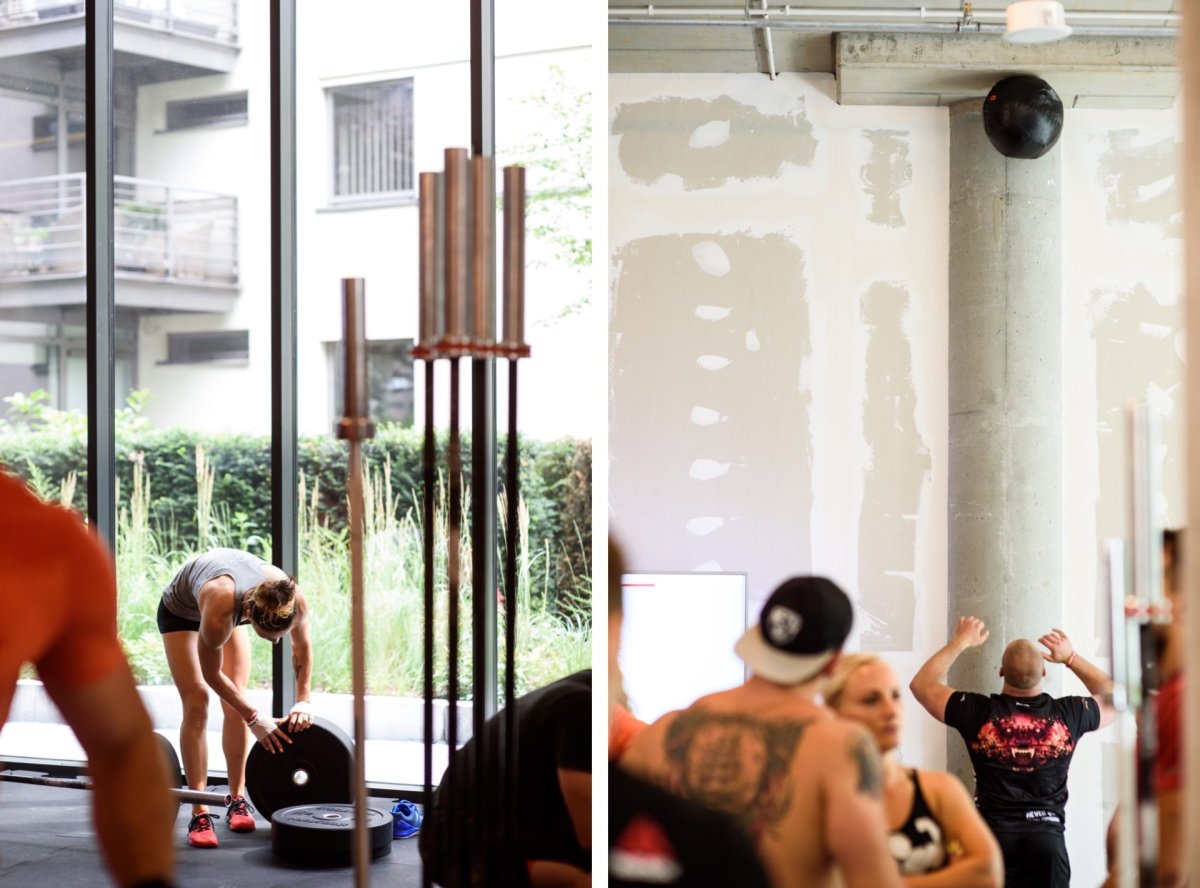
[889,769,947,875]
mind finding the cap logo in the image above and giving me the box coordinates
[765,606,802,646]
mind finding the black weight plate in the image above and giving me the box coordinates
[271,804,392,867]
[246,716,354,820]
[155,732,183,789]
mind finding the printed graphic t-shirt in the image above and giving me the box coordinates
[944,691,1100,834]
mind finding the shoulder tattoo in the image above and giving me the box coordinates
[849,730,883,798]
[661,710,811,841]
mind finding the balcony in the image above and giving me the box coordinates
[0,173,239,315]
[0,0,239,78]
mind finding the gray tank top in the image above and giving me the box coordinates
[161,548,272,624]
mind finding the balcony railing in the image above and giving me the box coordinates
[0,0,238,43]
[0,173,239,287]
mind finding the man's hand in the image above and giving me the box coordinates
[248,714,294,753]
[286,700,314,733]
[1039,628,1076,664]
[953,616,989,649]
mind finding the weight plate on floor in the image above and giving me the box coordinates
[271,804,392,866]
[155,732,183,789]
[245,716,354,820]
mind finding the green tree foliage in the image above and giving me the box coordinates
[501,63,592,320]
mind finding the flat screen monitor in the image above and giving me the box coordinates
[619,571,748,724]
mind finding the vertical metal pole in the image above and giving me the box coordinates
[469,153,497,883]
[500,165,529,885]
[270,0,299,715]
[1107,539,1138,888]
[416,172,442,888]
[1130,404,1162,886]
[470,0,499,723]
[471,6,499,879]
[337,279,375,888]
[85,0,115,546]
[443,147,470,879]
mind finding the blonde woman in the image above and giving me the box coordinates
[826,654,1002,887]
[158,548,312,849]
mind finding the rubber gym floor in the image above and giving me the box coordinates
[0,781,424,887]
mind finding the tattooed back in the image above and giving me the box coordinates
[620,685,902,888]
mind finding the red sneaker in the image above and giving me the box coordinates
[187,812,219,848]
[226,795,256,832]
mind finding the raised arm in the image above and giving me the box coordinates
[903,771,1002,888]
[823,722,904,888]
[1038,628,1115,728]
[910,617,989,723]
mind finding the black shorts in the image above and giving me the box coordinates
[157,598,201,634]
[994,830,1070,888]
[156,598,251,634]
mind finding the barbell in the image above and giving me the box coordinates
[0,715,354,821]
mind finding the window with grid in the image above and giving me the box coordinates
[329,79,414,204]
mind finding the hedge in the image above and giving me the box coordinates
[0,424,591,613]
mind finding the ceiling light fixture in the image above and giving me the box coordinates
[1004,0,1073,43]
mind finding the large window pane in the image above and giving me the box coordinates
[0,11,91,764]
[296,0,593,787]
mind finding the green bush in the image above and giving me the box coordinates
[1,392,592,698]
[0,417,591,611]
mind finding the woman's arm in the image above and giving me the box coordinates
[284,592,315,732]
[195,581,255,721]
[903,771,1002,888]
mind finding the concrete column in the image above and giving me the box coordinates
[947,101,1063,782]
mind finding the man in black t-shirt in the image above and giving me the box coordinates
[419,670,591,888]
[911,617,1114,888]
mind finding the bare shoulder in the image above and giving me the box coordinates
[196,578,235,648]
[918,767,964,792]
[808,712,867,749]
[196,574,235,612]
[915,768,967,806]
[816,719,884,797]
[620,710,678,776]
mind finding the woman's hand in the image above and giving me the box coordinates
[286,700,314,733]
[248,714,294,753]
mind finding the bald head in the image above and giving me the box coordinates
[1001,639,1044,690]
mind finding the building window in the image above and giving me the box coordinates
[162,330,249,365]
[32,110,85,151]
[329,79,414,205]
[329,339,414,425]
[165,92,248,131]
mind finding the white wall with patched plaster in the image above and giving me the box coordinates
[610,73,1184,887]
[609,71,950,773]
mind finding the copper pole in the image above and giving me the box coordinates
[337,277,375,888]
[415,172,442,888]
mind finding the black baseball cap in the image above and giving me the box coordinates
[734,576,854,684]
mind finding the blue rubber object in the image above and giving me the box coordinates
[390,799,422,839]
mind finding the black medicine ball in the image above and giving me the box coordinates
[982,75,1063,159]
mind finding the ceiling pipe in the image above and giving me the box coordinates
[609,5,1180,36]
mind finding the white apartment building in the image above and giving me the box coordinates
[0,0,596,441]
